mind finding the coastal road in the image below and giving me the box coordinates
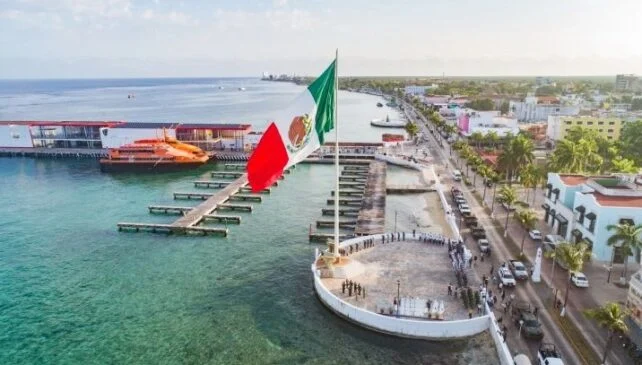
[403,102,583,365]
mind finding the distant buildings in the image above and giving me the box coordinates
[509,95,580,122]
[404,85,438,96]
[457,110,519,137]
[544,173,642,262]
[615,74,640,92]
[546,116,625,141]
[535,77,553,87]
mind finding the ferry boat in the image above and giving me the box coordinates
[370,115,406,128]
[100,130,209,172]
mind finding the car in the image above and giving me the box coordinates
[471,227,487,239]
[458,203,470,211]
[460,207,472,215]
[571,272,589,288]
[454,196,466,205]
[452,170,462,181]
[529,229,543,241]
[478,239,490,253]
[509,260,529,280]
[497,267,516,287]
[537,343,564,365]
[514,310,544,340]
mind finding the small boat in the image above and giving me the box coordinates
[218,86,224,90]
[376,102,383,107]
[100,129,209,172]
[238,87,246,91]
[370,115,406,128]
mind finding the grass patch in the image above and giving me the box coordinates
[546,304,602,365]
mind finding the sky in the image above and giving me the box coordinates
[1,0,642,78]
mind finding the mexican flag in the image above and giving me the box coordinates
[247,60,336,192]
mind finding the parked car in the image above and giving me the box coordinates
[571,272,589,288]
[497,267,516,287]
[454,196,466,205]
[452,170,462,181]
[509,260,529,280]
[543,234,565,252]
[458,202,470,211]
[478,239,490,253]
[460,207,472,215]
[529,229,543,241]
[464,214,478,227]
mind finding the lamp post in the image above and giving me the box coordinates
[519,319,524,337]
[394,210,398,233]
[397,279,401,316]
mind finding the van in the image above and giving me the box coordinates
[452,170,462,181]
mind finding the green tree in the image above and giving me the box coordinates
[519,163,540,204]
[500,100,510,115]
[544,242,591,314]
[606,223,642,281]
[485,130,500,149]
[469,131,484,148]
[466,98,495,111]
[404,121,420,140]
[632,99,642,111]
[497,134,534,183]
[515,209,538,254]
[549,139,603,174]
[620,120,642,165]
[610,157,639,173]
[584,303,629,365]
[497,185,518,235]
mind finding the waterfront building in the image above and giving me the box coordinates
[457,110,519,137]
[546,116,625,141]
[509,95,579,122]
[615,74,640,92]
[0,121,251,151]
[543,173,642,262]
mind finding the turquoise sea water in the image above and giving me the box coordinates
[0,79,497,364]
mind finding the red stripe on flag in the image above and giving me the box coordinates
[247,122,289,192]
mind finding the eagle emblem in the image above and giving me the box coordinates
[287,114,312,153]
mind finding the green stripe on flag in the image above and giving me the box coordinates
[307,60,336,144]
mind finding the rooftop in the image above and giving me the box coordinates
[559,174,590,186]
[591,192,642,208]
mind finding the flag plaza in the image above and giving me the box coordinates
[247,60,337,192]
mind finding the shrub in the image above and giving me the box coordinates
[474,290,481,305]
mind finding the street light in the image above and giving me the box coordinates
[397,279,401,316]
[519,319,524,337]
[394,210,398,233]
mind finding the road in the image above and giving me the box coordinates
[403,103,584,365]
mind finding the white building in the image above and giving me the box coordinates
[627,270,642,331]
[457,110,519,137]
[543,173,642,262]
[404,85,437,96]
[510,96,579,122]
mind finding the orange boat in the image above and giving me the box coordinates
[100,130,209,172]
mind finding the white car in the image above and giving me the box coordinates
[478,239,490,253]
[458,203,470,211]
[571,272,589,288]
[529,230,543,241]
[497,267,516,287]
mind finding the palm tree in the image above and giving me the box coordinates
[610,156,638,173]
[584,302,629,365]
[519,163,539,204]
[497,134,534,184]
[549,138,603,174]
[516,209,538,254]
[484,169,499,203]
[468,155,483,185]
[545,242,591,315]
[606,223,642,281]
[477,165,490,201]
[497,185,518,236]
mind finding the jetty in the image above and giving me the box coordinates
[211,171,244,179]
[354,161,386,235]
[202,214,242,224]
[174,192,213,200]
[321,208,360,216]
[194,180,230,188]
[386,185,435,194]
[330,190,364,197]
[316,219,357,228]
[148,205,193,215]
[327,198,363,206]
[309,232,349,243]
[117,223,229,236]
[224,163,246,170]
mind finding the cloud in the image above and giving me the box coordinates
[273,0,287,7]
[0,8,63,29]
[213,8,317,31]
[140,9,198,26]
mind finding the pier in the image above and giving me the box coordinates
[338,176,367,182]
[202,214,242,224]
[326,198,363,206]
[218,203,253,212]
[354,161,387,236]
[229,194,263,202]
[224,163,246,170]
[211,171,244,179]
[330,190,364,197]
[386,185,435,194]
[148,205,193,215]
[117,223,229,236]
[309,232,349,243]
[321,208,360,216]
[194,180,231,188]
[339,182,365,189]
[174,192,213,200]
[316,219,357,228]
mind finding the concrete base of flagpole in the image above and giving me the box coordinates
[315,254,364,279]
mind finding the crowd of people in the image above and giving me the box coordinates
[341,279,366,299]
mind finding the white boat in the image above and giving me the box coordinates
[218,86,224,90]
[370,115,406,128]
[238,87,246,91]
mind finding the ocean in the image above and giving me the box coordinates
[0,78,497,364]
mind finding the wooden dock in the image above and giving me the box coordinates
[148,205,193,215]
[174,192,213,200]
[341,171,370,177]
[343,165,369,171]
[194,180,230,188]
[117,223,229,236]
[202,214,242,224]
[309,232,349,243]
[229,194,263,202]
[239,186,271,194]
[339,182,365,188]
[171,175,251,228]
[331,190,364,197]
[354,161,387,236]
[224,163,246,170]
[321,208,360,216]
[211,171,244,179]
[316,219,357,228]
[386,185,436,194]
[218,203,253,212]
[339,176,367,182]
[327,198,363,206]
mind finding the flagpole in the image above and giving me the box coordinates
[333,49,340,257]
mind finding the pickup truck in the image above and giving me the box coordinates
[478,239,490,253]
[509,260,529,280]
[497,267,516,287]
[471,227,486,240]
[537,343,564,365]
[512,301,543,340]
